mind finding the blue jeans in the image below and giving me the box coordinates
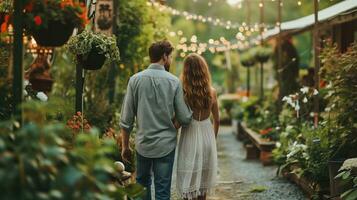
[136,149,175,200]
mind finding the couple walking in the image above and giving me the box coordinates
[119,40,219,200]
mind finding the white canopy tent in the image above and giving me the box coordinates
[262,0,357,40]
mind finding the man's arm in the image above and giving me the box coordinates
[118,78,136,162]
[174,82,192,127]
[119,128,131,162]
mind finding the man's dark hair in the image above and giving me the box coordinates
[149,40,174,63]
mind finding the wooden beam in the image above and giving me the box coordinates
[313,0,320,128]
[260,0,264,100]
[277,0,282,102]
[12,0,23,124]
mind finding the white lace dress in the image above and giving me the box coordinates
[176,117,218,199]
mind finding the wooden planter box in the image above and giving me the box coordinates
[241,122,276,165]
[282,164,330,199]
[282,165,315,198]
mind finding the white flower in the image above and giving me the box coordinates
[276,142,281,148]
[242,96,248,103]
[286,125,294,131]
[309,112,315,117]
[326,82,333,89]
[36,92,48,102]
[303,97,308,103]
[313,89,319,95]
[24,80,29,86]
[324,107,330,112]
[339,158,357,171]
[300,86,309,94]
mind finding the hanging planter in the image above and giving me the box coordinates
[66,30,120,70]
[240,52,256,67]
[23,0,88,47]
[77,47,106,70]
[255,47,272,63]
[31,20,75,47]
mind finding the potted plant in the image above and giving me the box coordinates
[66,30,120,70]
[254,47,272,63]
[23,0,87,47]
[240,51,256,67]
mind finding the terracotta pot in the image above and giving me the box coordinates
[31,20,74,47]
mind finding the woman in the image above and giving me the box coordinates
[176,53,219,200]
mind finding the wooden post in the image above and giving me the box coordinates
[247,67,251,97]
[313,0,320,127]
[277,0,282,100]
[246,0,251,97]
[260,0,264,100]
[108,0,118,104]
[12,0,23,124]
[75,64,84,113]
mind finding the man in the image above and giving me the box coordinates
[119,40,192,200]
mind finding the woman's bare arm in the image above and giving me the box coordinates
[211,88,220,138]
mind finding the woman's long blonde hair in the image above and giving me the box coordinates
[181,53,212,110]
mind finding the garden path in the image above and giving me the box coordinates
[171,126,307,200]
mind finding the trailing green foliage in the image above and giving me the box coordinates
[66,30,120,65]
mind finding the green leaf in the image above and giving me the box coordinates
[343,171,351,180]
[249,185,267,193]
[336,171,346,179]
[344,189,357,200]
[125,183,146,198]
[62,166,83,186]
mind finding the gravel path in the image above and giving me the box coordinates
[171,126,307,200]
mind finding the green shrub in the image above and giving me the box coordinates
[0,104,144,199]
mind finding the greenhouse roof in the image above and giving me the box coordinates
[262,0,357,40]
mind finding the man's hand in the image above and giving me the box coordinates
[121,147,132,163]
[172,118,181,130]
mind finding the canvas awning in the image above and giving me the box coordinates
[262,0,357,40]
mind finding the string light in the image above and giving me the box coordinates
[166,29,258,55]
[147,1,273,30]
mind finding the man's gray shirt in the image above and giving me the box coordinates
[120,63,192,158]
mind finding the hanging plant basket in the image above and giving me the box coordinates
[240,51,256,68]
[31,20,75,47]
[66,30,120,70]
[78,47,106,70]
[255,47,272,63]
